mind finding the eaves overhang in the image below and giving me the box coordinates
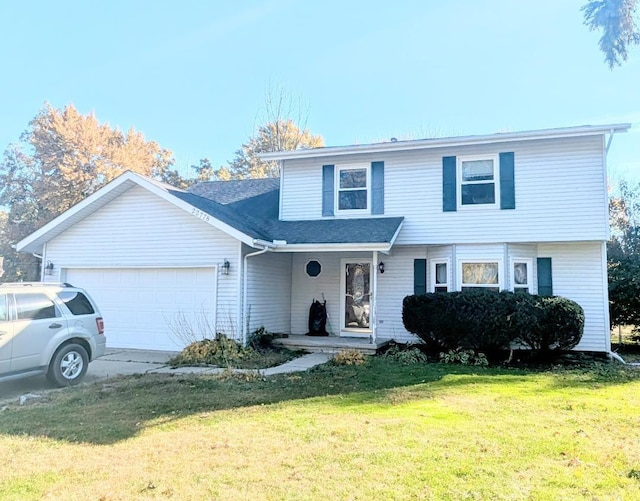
[260,123,631,161]
[16,171,260,254]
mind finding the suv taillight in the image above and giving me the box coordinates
[96,317,104,335]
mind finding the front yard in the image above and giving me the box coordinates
[1,358,639,500]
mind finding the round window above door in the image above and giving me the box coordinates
[306,260,322,277]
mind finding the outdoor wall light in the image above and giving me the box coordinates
[45,261,54,276]
[378,262,385,274]
[221,259,230,275]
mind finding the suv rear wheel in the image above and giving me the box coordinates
[47,343,89,387]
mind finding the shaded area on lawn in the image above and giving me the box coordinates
[0,358,638,445]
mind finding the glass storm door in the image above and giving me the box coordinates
[343,262,371,332]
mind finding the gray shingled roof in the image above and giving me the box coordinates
[182,178,403,246]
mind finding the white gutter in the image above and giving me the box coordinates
[242,244,272,345]
[269,242,393,253]
[260,123,631,161]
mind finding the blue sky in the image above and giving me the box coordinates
[1,0,638,183]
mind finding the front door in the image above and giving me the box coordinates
[341,260,371,335]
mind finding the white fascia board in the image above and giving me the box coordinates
[388,220,405,247]
[271,242,393,253]
[260,123,631,161]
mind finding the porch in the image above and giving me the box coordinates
[272,334,392,355]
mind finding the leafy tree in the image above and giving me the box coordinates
[0,103,186,281]
[190,158,231,182]
[607,180,640,335]
[226,119,324,179]
[226,85,324,179]
[583,0,640,68]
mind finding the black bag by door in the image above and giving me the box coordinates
[307,299,328,336]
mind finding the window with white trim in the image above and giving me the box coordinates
[458,156,499,207]
[459,261,501,291]
[336,165,369,213]
[430,259,450,293]
[511,258,532,294]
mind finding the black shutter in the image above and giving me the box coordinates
[322,165,334,217]
[414,259,427,295]
[371,161,384,215]
[442,156,457,212]
[537,257,553,296]
[500,152,515,210]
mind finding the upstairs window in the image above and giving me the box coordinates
[459,156,498,207]
[337,166,368,213]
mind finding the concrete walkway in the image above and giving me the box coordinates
[148,352,333,376]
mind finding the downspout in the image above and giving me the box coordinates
[371,250,378,345]
[31,251,44,281]
[605,128,617,155]
[603,129,617,354]
[242,241,276,345]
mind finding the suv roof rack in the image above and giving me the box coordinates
[0,282,75,288]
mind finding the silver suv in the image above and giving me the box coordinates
[0,283,106,386]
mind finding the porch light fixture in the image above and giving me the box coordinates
[221,259,230,276]
[45,261,54,276]
[378,262,385,274]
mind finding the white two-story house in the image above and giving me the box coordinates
[16,124,630,353]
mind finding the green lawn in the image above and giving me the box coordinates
[611,325,640,362]
[1,359,639,500]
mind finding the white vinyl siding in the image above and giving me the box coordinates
[281,159,323,220]
[45,185,242,341]
[280,136,607,244]
[374,246,425,342]
[537,242,609,352]
[245,250,292,335]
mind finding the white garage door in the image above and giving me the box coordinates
[65,267,217,351]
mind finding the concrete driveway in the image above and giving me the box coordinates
[0,348,177,404]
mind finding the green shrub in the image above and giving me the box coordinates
[515,296,584,352]
[381,343,428,364]
[439,348,489,366]
[403,290,584,356]
[403,290,520,353]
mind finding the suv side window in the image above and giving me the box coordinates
[15,293,60,320]
[57,291,95,315]
[0,294,7,322]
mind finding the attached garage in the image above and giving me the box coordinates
[14,173,247,351]
[64,267,217,351]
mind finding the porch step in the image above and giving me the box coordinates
[272,335,391,355]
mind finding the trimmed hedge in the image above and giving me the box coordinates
[402,290,584,355]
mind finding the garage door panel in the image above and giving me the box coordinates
[65,268,217,351]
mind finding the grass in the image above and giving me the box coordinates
[611,325,640,363]
[1,358,640,500]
